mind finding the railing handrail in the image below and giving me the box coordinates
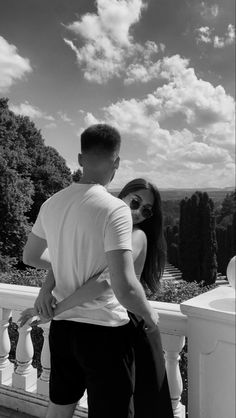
[0,282,40,310]
[0,283,188,337]
[150,300,188,336]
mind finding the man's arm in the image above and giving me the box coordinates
[23,232,51,270]
[34,269,56,318]
[23,232,56,316]
[106,249,158,329]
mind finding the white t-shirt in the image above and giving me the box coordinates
[32,183,132,326]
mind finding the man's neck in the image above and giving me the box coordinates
[79,175,108,186]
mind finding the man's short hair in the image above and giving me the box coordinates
[81,124,121,156]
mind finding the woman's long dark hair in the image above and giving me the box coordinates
[118,178,166,294]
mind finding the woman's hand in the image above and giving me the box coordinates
[18,307,52,328]
[143,309,159,332]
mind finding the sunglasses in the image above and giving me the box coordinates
[129,196,153,219]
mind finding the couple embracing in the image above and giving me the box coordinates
[22,124,174,418]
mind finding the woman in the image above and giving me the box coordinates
[20,178,173,418]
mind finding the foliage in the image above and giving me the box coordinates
[216,215,236,275]
[28,146,72,223]
[165,225,180,267]
[0,156,34,258]
[72,168,83,183]
[179,192,217,284]
[0,253,18,273]
[0,97,73,260]
[0,267,46,286]
[162,200,180,226]
[148,279,217,303]
[217,190,236,224]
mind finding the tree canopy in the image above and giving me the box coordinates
[0,97,76,261]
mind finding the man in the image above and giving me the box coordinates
[23,124,158,418]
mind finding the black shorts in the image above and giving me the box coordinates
[49,320,135,418]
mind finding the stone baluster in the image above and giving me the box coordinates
[12,321,37,392]
[161,333,186,418]
[37,323,50,396]
[0,308,14,385]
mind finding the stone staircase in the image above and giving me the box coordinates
[163,263,229,286]
[162,263,183,281]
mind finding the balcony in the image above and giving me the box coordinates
[0,282,235,418]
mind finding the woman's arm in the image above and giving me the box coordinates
[132,228,147,278]
[54,268,110,316]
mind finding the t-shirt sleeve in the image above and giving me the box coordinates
[104,204,133,252]
[31,204,47,239]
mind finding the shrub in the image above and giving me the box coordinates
[147,279,217,303]
[0,267,46,287]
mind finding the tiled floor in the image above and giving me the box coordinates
[0,406,36,418]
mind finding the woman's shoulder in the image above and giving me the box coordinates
[132,228,147,251]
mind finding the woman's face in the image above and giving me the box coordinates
[122,188,154,225]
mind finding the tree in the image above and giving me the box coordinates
[179,192,217,284]
[216,211,236,275]
[72,168,82,183]
[0,97,72,260]
[0,157,33,258]
[28,146,72,222]
[218,190,236,223]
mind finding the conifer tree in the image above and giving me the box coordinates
[179,191,217,284]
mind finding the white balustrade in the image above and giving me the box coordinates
[37,323,50,396]
[0,308,14,385]
[151,301,187,418]
[161,333,186,418]
[0,283,188,417]
[12,321,37,392]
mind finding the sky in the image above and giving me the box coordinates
[0,0,235,189]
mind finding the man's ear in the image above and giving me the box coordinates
[114,156,120,170]
[78,153,83,167]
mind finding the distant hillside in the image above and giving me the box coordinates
[109,187,235,202]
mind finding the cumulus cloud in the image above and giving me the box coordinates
[9,101,54,121]
[58,111,74,125]
[196,26,212,44]
[64,0,165,83]
[213,24,235,48]
[80,54,235,188]
[0,36,32,92]
[196,24,235,48]
[200,2,219,19]
[124,41,165,84]
[45,122,57,129]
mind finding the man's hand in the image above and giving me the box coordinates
[34,288,57,319]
